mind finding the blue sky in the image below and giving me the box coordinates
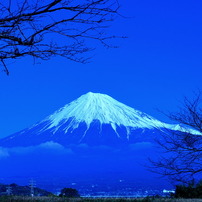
[0,0,202,138]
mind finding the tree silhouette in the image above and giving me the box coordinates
[0,0,120,75]
[59,187,80,198]
[151,92,202,184]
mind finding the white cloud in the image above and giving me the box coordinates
[0,147,9,158]
[129,142,153,150]
[2,141,73,156]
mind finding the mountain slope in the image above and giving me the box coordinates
[45,92,166,130]
[0,92,194,147]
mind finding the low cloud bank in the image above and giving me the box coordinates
[0,141,73,158]
[0,141,156,160]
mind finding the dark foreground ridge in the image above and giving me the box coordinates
[0,183,51,197]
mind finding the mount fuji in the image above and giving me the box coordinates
[0,92,187,148]
[0,92,197,195]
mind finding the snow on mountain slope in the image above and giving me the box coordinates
[42,92,167,131]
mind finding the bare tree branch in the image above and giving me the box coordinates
[150,92,202,184]
[0,0,121,74]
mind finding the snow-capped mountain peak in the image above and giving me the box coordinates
[45,92,165,132]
